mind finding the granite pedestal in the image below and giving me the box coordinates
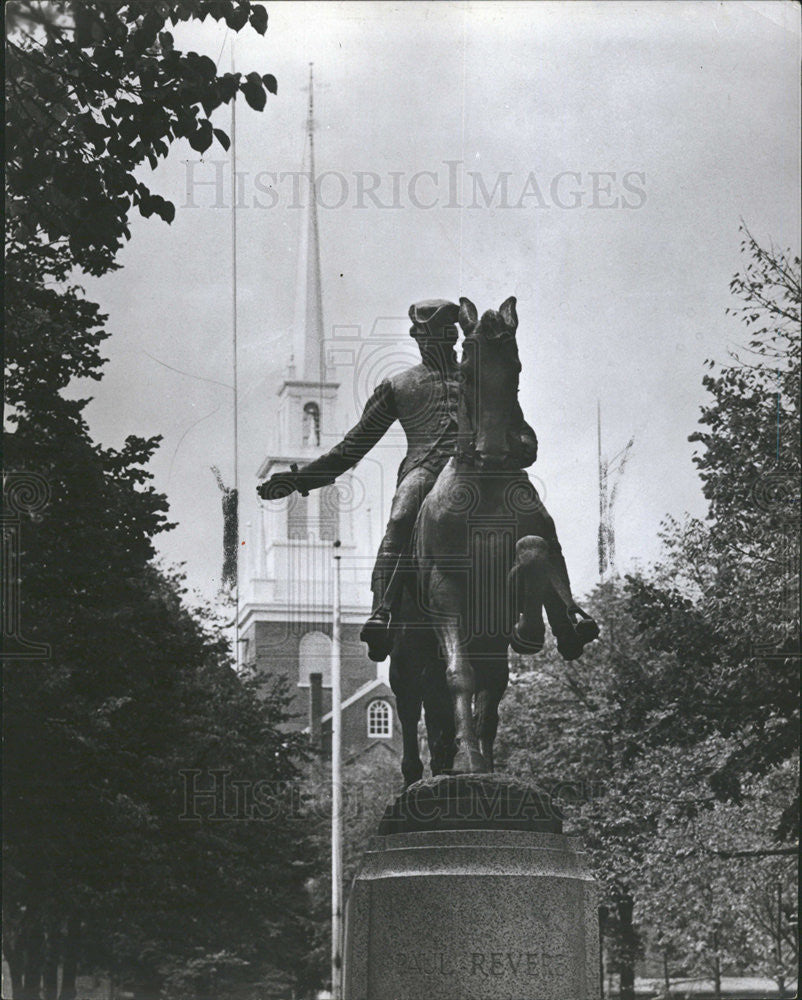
[343,775,600,1000]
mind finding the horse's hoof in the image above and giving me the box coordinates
[447,746,491,774]
[510,620,545,654]
[402,761,424,787]
[575,617,600,645]
[553,623,583,661]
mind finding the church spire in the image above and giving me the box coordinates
[292,63,326,383]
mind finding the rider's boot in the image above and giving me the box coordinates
[360,607,394,662]
[362,554,407,662]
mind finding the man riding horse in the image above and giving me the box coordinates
[257,298,597,664]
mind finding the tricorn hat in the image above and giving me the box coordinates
[408,299,460,339]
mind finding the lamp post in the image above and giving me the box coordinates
[331,539,343,999]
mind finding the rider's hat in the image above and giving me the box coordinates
[409,299,460,341]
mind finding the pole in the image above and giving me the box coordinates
[331,539,343,999]
[306,63,326,384]
[776,881,785,994]
[230,42,240,662]
[597,400,604,581]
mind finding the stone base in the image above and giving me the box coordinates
[344,776,600,1000]
[378,773,562,835]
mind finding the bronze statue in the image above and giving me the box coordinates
[258,296,599,777]
[257,299,538,661]
[396,297,598,776]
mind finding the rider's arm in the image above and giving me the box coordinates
[288,379,397,493]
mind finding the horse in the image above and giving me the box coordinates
[389,296,597,781]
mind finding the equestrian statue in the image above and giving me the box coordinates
[258,297,599,780]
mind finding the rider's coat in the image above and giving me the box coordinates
[292,357,538,493]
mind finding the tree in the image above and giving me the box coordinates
[626,227,799,812]
[494,231,799,999]
[636,760,798,999]
[4,4,328,996]
[496,582,671,1000]
[3,558,321,998]
[6,0,275,281]
[299,751,404,997]
[497,579,798,1000]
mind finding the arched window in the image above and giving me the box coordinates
[298,631,332,687]
[367,699,392,739]
[303,402,320,447]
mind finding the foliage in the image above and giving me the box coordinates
[694,224,800,552]
[3,494,320,997]
[299,751,403,995]
[626,227,800,805]
[6,0,275,280]
[637,761,798,993]
[495,227,800,999]
[3,3,326,997]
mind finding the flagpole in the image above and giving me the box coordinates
[331,538,343,999]
[231,41,240,659]
[597,401,604,581]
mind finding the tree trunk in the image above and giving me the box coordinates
[57,915,79,1000]
[617,895,637,1000]
[775,882,786,996]
[662,950,671,999]
[132,968,162,1000]
[598,905,608,1000]
[43,918,60,1000]
[21,920,44,1000]
[43,951,59,1000]
[5,947,25,999]
[711,937,722,1000]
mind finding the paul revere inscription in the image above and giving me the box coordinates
[392,949,575,979]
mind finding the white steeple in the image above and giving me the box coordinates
[242,64,370,626]
[292,63,326,383]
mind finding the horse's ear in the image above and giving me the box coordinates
[499,296,518,332]
[459,297,478,333]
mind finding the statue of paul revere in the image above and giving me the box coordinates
[257,299,598,663]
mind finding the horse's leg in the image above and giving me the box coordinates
[389,626,424,787]
[513,484,600,658]
[473,656,509,773]
[429,568,488,774]
[508,535,550,654]
[421,636,455,774]
[539,545,598,659]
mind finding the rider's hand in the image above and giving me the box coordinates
[257,472,298,500]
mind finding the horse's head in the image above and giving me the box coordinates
[457,296,522,468]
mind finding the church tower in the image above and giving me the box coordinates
[239,68,399,760]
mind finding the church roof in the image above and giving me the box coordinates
[320,676,393,724]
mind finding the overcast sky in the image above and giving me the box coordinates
[76,1,801,606]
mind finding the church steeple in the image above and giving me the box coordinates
[239,63,386,750]
[292,63,326,383]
